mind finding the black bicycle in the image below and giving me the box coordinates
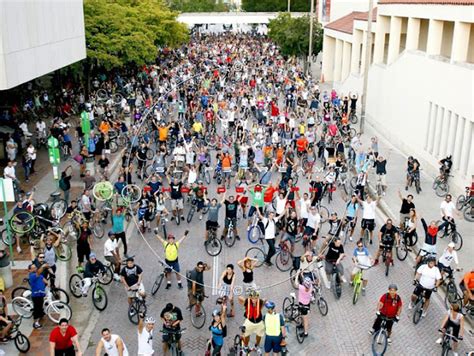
[161,328,185,356]
[412,282,432,325]
[151,261,173,296]
[439,327,461,356]
[330,262,342,300]
[371,314,396,356]
[438,221,463,251]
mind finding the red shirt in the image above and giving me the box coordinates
[379,293,402,318]
[49,325,77,350]
[264,186,278,203]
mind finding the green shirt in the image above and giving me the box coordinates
[250,188,264,208]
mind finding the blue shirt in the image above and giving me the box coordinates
[114,181,126,194]
[210,325,224,346]
[353,247,369,258]
[112,214,125,233]
[29,272,46,297]
[345,202,359,218]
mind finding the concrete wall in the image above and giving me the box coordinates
[0,0,86,90]
[366,50,474,187]
[329,0,376,23]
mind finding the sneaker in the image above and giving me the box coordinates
[165,283,171,290]
[33,322,42,329]
[435,337,442,344]
[408,302,413,310]
[387,338,392,345]
[264,261,273,267]
[129,309,136,316]
[177,283,183,290]
[422,311,427,317]
[369,239,373,245]
[220,235,225,240]
[341,276,347,283]
[236,235,241,240]
[113,274,121,282]
[405,186,408,191]
[368,328,374,335]
[181,216,185,221]
[383,191,386,196]
[362,287,366,296]
[453,352,458,356]
[82,293,88,298]
[255,346,262,355]
[16,246,22,253]
[199,215,203,220]
[349,236,353,241]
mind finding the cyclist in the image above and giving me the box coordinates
[438,155,453,178]
[374,155,387,195]
[327,212,342,238]
[237,257,258,294]
[298,277,313,337]
[205,198,222,243]
[82,253,107,296]
[398,191,415,229]
[436,303,464,355]
[439,194,458,235]
[168,176,185,222]
[437,242,459,277]
[342,195,359,241]
[281,209,298,255]
[160,303,183,355]
[319,236,346,285]
[409,256,441,317]
[217,264,236,317]
[222,194,240,241]
[0,289,13,342]
[351,240,372,293]
[237,289,266,354]
[120,257,145,308]
[368,284,402,345]
[459,269,474,307]
[155,231,188,289]
[405,156,421,191]
[358,194,378,245]
[137,314,155,356]
[187,261,211,310]
[191,180,208,221]
[95,328,129,356]
[104,232,121,281]
[373,219,399,266]
[415,217,438,266]
[262,301,286,356]
[208,308,227,356]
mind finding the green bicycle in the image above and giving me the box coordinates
[352,264,371,305]
[92,181,114,201]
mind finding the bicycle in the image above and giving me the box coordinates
[11,276,70,304]
[224,217,236,247]
[68,273,108,311]
[92,181,115,201]
[205,226,222,257]
[2,316,30,353]
[329,262,342,300]
[186,197,209,223]
[247,213,263,244]
[282,292,306,344]
[412,282,431,325]
[408,171,422,194]
[455,187,473,222]
[189,291,208,329]
[439,327,460,356]
[12,288,72,323]
[151,261,173,296]
[244,240,292,272]
[352,264,371,305]
[432,174,451,197]
[231,325,260,356]
[438,221,463,251]
[380,242,394,277]
[161,328,185,356]
[371,314,396,356]
[45,191,68,220]
[128,290,147,325]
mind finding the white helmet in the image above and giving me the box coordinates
[144,316,156,324]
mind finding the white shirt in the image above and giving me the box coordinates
[417,264,441,289]
[440,201,455,218]
[27,146,36,160]
[306,212,321,229]
[104,238,118,257]
[438,248,458,268]
[261,217,279,240]
[299,198,310,219]
[275,197,286,215]
[4,166,16,179]
[81,194,92,212]
[137,327,154,355]
[102,334,129,356]
[36,121,46,132]
[362,201,376,220]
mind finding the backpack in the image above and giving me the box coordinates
[58,177,67,191]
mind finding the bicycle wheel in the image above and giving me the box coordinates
[224,228,236,248]
[245,247,265,268]
[205,238,222,257]
[11,297,33,318]
[319,205,329,224]
[55,243,72,261]
[190,304,206,329]
[51,287,70,304]
[1,229,17,246]
[413,300,423,324]
[69,274,83,298]
[371,329,388,356]
[14,332,30,353]
[151,274,164,296]
[446,282,460,305]
[186,206,195,223]
[10,211,35,234]
[463,206,474,222]
[295,316,305,344]
[50,199,67,220]
[275,250,292,272]
[350,113,358,124]
[450,231,463,251]
[247,225,262,244]
[342,224,350,245]
[98,267,113,285]
[11,286,29,300]
[92,181,114,201]
[435,182,449,197]
[121,184,142,204]
[92,285,108,311]
[352,282,361,305]
[456,195,466,210]
[110,140,118,154]
[332,273,342,300]
[396,243,408,261]
[385,256,390,277]
[62,221,79,241]
[350,177,357,189]
[92,223,105,239]
[47,301,72,323]
[233,335,242,354]
[317,296,328,316]
[204,171,211,185]
[363,229,370,247]
[128,300,147,325]
[96,89,108,101]
[282,297,295,320]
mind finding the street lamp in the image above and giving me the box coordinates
[307,0,315,75]
[360,0,374,134]
[288,0,291,12]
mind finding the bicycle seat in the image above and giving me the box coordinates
[239,326,246,333]
[290,292,296,299]
[50,191,62,198]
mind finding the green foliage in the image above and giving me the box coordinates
[84,0,188,70]
[242,0,310,12]
[168,0,229,12]
[268,13,323,58]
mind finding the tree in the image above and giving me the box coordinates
[168,0,229,12]
[268,13,323,58]
[242,0,310,12]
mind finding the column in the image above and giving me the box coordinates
[451,21,470,63]
[439,110,451,158]
[427,104,438,153]
[351,30,363,74]
[426,19,444,56]
[434,107,444,157]
[387,16,402,64]
[373,16,389,64]
[453,116,465,171]
[322,35,336,81]
[341,41,352,80]
[406,17,421,50]
[446,113,458,159]
[459,119,473,175]
[333,39,343,82]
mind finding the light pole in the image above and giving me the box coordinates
[360,0,374,134]
[307,0,315,75]
[288,0,291,12]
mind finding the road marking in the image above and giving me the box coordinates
[212,254,219,295]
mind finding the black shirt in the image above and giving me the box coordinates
[325,242,344,262]
[120,264,143,286]
[170,182,183,200]
[286,217,298,236]
[224,200,238,219]
[374,160,387,175]
[400,199,415,214]
[187,268,204,290]
[380,224,397,246]
[160,305,183,330]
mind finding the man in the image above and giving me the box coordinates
[262,301,286,356]
[438,242,459,276]
[95,328,128,356]
[405,156,420,191]
[320,236,346,285]
[368,284,402,345]
[374,155,387,195]
[327,212,342,238]
[351,240,372,292]
[160,303,183,354]
[112,207,128,257]
[373,219,400,265]
[238,289,266,354]
[305,206,322,250]
[187,261,211,308]
[80,189,93,221]
[358,195,378,244]
[222,194,240,241]
[0,288,13,341]
[439,194,458,234]
[257,210,283,267]
[104,232,121,281]
[409,256,441,317]
[49,318,83,356]
[82,170,96,191]
[29,262,49,329]
[205,198,222,243]
[155,231,189,289]
[398,191,415,229]
[120,257,145,307]
[168,176,185,221]
[460,269,474,307]
[137,314,155,356]
[82,253,107,296]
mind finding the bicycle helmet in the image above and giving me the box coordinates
[303,277,312,288]
[426,256,436,263]
[212,309,222,317]
[144,316,156,324]
[264,301,275,309]
[388,284,398,291]
[108,231,115,237]
[248,289,260,298]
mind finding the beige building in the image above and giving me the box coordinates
[321,0,474,188]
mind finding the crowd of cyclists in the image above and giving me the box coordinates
[1,31,473,356]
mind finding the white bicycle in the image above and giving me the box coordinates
[12,288,72,323]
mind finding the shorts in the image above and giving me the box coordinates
[225,217,236,228]
[324,260,344,276]
[443,320,461,338]
[162,327,181,343]
[399,213,410,224]
[188,288,204,306]
[299,303,310,315]
[127,282,145,298]
[242,319,265,338]
[264,335,282,353]
[361,219,375,231]
[206,220,219,230]
[165,259,180,273]
[196,199,206,211]
[352,263,370,275]
[413,284,433,300]
[303,226,318,240]
[248,206,263,218]
[105,255,118,266]
[171,198,183,210]
[376,174,386,186]
[420,243,437,256]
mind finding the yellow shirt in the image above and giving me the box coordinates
[192,121,203,133]
[163,241,179,261]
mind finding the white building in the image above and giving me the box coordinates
[0,0,86,90]
[321,0,474,188]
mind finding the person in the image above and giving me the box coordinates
[205,198,222,242]
[405,156,420,191]
[319,236,346,286]
[402,208,418,248]
[297,277,313,337]
[437,242,459,276]
[459,269,474,307]
[358,195,378,244]
[217,264,236,317]
[160,303,183,354]
[0,289,13,342]
[351,240,372,293]
[257,210,283,267]
[415,217,438,266]
[209,308,227,356]
[120,257,145,307]
[155,231,189,289]
[137,314,155,356]
[262,301,286,356]
[168,176,185,221]
[29,262,48,329]
[49,318,83,356]
[368,284,402,345]
[374,154,387,195]
[436,304,464,356]
[104,232,121,281]
[409,256,441,317]
[237,257,258,294]
[187,261,211,309]
[112,207,128,257]
[59,166,73,204]
[398,191,415,230]
[373,219,399,265]
[342,195,359,242]
[222,194,240,241]
[238,289,266,354]
[77,221,93,267]
[438,194,458,235]
[439,155,453,178]
[82,253,107,296]
[95,328,129,356]
[295,251,319,284]
[305,206,321,250]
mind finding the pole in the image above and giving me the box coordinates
[360,0,374,134]
[288,0,291,12]
[0,179,14,266]
[307,0,315,76]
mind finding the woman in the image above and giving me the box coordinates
[77,221,92,267]
[297,277,313,337]
[218,264,236,317]
[26,142,37,174]
[208,308,226,356]
[436,303,464,354]
[237,257,258,295]
[403,208,418,247]
[154,191,169,228]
